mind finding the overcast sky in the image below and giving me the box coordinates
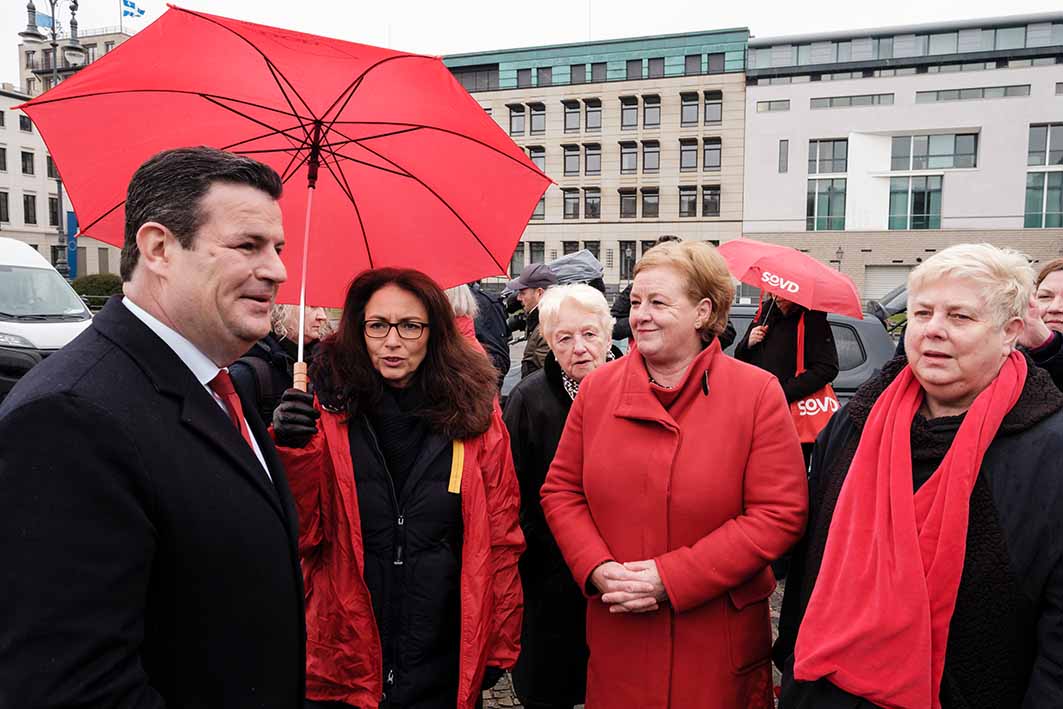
[4,0,1061,87]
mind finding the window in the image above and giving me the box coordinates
[619,190,637,218]
[619,241,637,280]
[584,99,601,131]
[0,147,6,172]
[510,243,525,275]
[98,248,110,274]
[797,44,812,65]
[19,115,32,132]
[756,99,790,112]
[806,179,846,230]
[21,151,34,175]
[25,78,36,94]
[46,155,57,179]
[1025,172,1063,228]
[591,62,607,82]
[529,242,545,264]
[836,41,852,62]
[915,85,1029,103]
[584,188,601,219]
[680,93,698,126]
[643,95,660,128]
[702,185,721,217]
[892,133,978,170]
[703,90,722,124]
[832,325,866,371]
[995,26,1026,50]
[642,141,660,173]
[620,142,637,174]
[562,189,580,219]
[641,188,659,218]
[0,191,8,222]
[584,144,601,175]
[874,36,894,59]
[707,53,725,74]
[564,101,580,133]
[648,57,664,78]
[529,103,545,135]
[1028,124,1063,166]
[703,138,721,171]
[537,67,552,87]
[684,54,701,75]
[24,50,35,69]
[517,69,532,88]
[1057,83,1063,96]
[563,145,580,176]
[49,196,59,227]
[104,41,115,53]
[889,176,942,229]
[563,241,580,255]
[680,139,698,172]
[626,59,642,80]
[583,241,600,259]
[808,139,847,174]
[528,146,545,171]
[620,97,638,130]
[779,139,789,173]
[508,105,525,135]
[86,44,97,63]
[0,112,4,127]
[452,65,499,92]
[571,64,586,84]
[531,196,545,220]
[810,94,894,109]
[640,240,656,257]
[679,186,698,217]
[928,32,958,55]
[23,193,37,224]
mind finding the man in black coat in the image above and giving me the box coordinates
[0,147,305,707]
[470,281,511,389]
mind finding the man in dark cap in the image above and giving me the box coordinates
[509,262,558,378]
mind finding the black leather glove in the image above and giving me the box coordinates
[480,666,504,691]
[272,388,320,448]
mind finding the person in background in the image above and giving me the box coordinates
[271,268,524,709]
[776,243,1063,709]
[509,263,558,378]
[0,146,305,707]
[541,241,807,709]
[230,303,329,423]
[503,284,618,709]
[1020,258,1063,390]
[470,281,511,390]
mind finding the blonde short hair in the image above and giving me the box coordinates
[908,243,1034,327]
[633,240,735,340]
[444,285,480,319]
[271,304,332,340]
[538,283,614,344]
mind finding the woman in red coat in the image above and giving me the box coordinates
[541,241,808,709]
[272,268,524,709]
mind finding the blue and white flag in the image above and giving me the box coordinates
[122,0,146,18]
[36,11,53,28]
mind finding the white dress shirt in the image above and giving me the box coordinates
[122,297,271,480]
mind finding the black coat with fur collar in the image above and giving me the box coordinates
[775,354,1063,709]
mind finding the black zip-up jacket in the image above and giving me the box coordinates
[734,304,839,403]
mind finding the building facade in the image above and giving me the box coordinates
[445,29,750,288]
[744,14,1063,299]
[18,26,131,97]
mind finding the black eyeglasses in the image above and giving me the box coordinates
[363,319,429,340]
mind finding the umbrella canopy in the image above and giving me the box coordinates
[20,6,549,307]
[718,238,864,319]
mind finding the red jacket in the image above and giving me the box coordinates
[276,403,524,708]
[542,341,808,709]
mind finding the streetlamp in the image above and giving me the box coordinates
[20,1,85,278]
[835,246,844,271]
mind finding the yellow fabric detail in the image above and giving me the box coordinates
[448,440,464,494]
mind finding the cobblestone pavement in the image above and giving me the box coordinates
[482,583,786,709]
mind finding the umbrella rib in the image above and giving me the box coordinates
[221,122,313,152]
[263,60,315,145]
[20,88,312,123]
[318,155,374,269]
[281,149,314,184]
[316,142,415,180]
[199,95,310,156]
[319,53,434,126]
[75,199,125,237]
[354,140,507,274]
[326,125,424,148]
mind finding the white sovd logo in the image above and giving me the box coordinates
[761,271,800,294]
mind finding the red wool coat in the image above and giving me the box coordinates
[276,404,524,709]
[541,341,808,709]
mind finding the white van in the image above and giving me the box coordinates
[0,237,93,401]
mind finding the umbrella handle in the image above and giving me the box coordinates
[293,361,308,392]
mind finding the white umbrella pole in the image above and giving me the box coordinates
[292,185,315,392]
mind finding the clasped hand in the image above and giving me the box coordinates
[591,560,667,614]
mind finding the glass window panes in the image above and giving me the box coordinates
[929,32,958,55]
[21,151,34,175]
[890,176,942,229]
[517,69,532,88]
[702,185,720,217]
[831,325,865,371]
[640,240,657,257]
[685,54,701,75]
[509,243,525,275]
[891,136,911,170]
[809,139,847,174]
[563,241,579,255]
[564,101,580,132]
[648,57,664,78]
[643,141,660,173]
[1025,172,1045,228]
[626,59,642,80]
[46,156,57,179]
[681,93,698,126]
[48,197,59,227]
[0,192,8,223]
[620,97,638,130]
[679,186,698,217]
[995,26,1026,50]
[0,148,5,172]
[584,144,601,175]
[620,142,637,174]
[1026,172,1063,228]
[680,140,698,172]
[642,189,659,218]
[875,36,894,59]
[19,115,32,132]
[797,44,812,65]
[643,95,660,128]
[707,53,725,74]
[23,193,36,224]
[619,241,637,279]
[531,196,545,220]
[619,190,637,218]
[806,179,846,230]
[591,62,607,82]
[508,105,525,135]
[584,99,601,131]
[583,241,600,259]
[563,145,580,175]
[529,104,545,135]
[528,146,545,171]
[704,91,722,124]
[570,64,586,84]
[779,139,789,173]
[584,188,600,219]
[1029,125,1048,166]
[537,67,552,86]
[563,189,580,219]
[703,138,721,171]
[892,134,977,170]
[530,242,545,264]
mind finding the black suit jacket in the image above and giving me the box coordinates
[0,297,305,708]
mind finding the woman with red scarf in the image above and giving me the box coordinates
[775,243,1063,708]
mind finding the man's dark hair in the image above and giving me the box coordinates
[120,146,283,281]
[656,234,681,245]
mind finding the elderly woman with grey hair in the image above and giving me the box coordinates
[777,243,1063,709]
[502,284,616,709]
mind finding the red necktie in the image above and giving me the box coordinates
[209,370,255,450]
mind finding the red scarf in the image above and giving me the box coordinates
[793,351,1026,709]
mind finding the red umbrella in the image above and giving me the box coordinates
[718,238,863,319]
[19,6,549,314]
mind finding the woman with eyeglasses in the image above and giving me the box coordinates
[271,268,524,709]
